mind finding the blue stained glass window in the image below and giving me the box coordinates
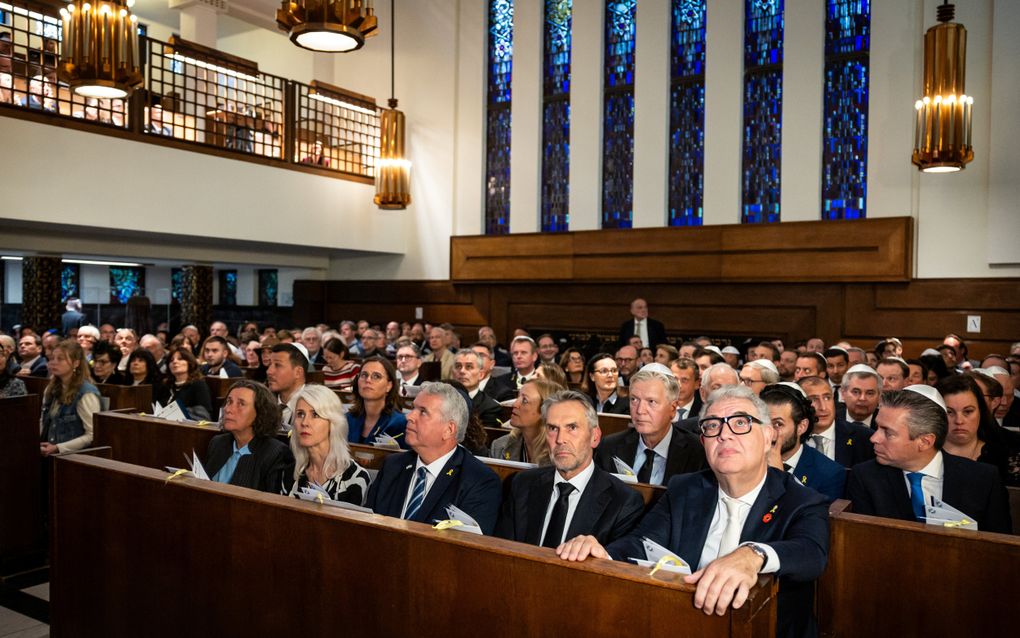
[61,264,79,302]
[258,269,277,307]
[218,270,237,306]
[541,0,571,232]
[822,0,869,220]
[171,268,183,303]
[109,267,145,304]
[485,0,514,235]
[602,0,636,229]
[741,0,784,224]
[669,0,706,227]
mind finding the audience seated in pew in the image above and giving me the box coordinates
[762,383,846,502]
[166,348,214,421]
[798,375,875,467]
[287,384,371,505]
[496,390,643,547]
[125,347,172,406]
[90,340,127,385]
[581,352,629,415]
[442,379,494,458]
[558,385,830,638]
[452,348,503,427]
[490,378,559,465]
[595,364,707,486]
[267,343,309,428]
[200,336,244,378]
[347,356,408,448]
[205,379,295,493]
[950,372,1020,486]
[321,338,360,391]
[847,385,1012,534]
[0,344,27,398]
[676,363,740,435]
[41,340,100,456]
[366,382,501,534]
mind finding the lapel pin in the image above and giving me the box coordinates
[762,504,778,524]
[446,469,455,477]
[801,475,808,485]
[846,438,853,446]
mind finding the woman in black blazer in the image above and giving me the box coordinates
[204,379,294,494]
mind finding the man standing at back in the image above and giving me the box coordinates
[61,298,86,336]
[618,298,667,349]
[497,390,643,546]
[367,382,502,534]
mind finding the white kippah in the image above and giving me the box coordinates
[827,346,849,356]
[748,359,779,375]
[981,366,1009,377]
[903,384,947,412]
[704,345,723,355]
[846,363,881,380]
[920,348,941,357]
[721,346,740,355]
[777,381,806,398]
[638,362,674,377]
[887,356,909,366]
[291,342,311,366]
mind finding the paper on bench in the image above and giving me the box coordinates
[154,400,188,422]
[925,496,979,530]
[432,504,482,535]
[484,457,537,470]
[372,433,402,449]
[612,457,638,483]
[295,486,373,513]
[631,537,691,575]
[191,451,210,480]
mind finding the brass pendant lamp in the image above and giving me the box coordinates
[58,0,144,99]
[277,0,379,53]
[911,2,974,173]
[374,0,411,209]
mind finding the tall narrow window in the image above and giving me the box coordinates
[61,263,80,302]
[258,269,278,307]
[741,0,784,224]
[109,267,145,304]
[218,270,237,306]
[822,0,869,220]
[669,0,706,226]
[602,0,636,229]
[485,0,514,235]
[541,0,572,232]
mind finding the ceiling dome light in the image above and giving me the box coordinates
[277,0,379,53]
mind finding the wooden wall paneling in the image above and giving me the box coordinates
[451,234,575,281]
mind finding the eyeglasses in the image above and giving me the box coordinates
[593,367,618,376]
[698,413,763,437]
[359,371,386,381]
[396,354,419,360]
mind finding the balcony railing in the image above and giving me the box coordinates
[0,2,380,182]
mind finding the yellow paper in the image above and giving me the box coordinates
[432,519,464,530]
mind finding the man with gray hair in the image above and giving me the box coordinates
[559,385,830,638]
[366,382,502,534]
[496,390,643,547]
[595,363,706,485]
[61,298,86,336]
[847,386,1011,533]
[452,348,503,427]
[676,363,741,435]
[139,334,169,375]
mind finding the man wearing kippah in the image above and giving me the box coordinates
[846,386,1011,534]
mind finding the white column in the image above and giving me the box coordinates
[453,0,487,236]
[780,0,823,221]
[632,0,671,228]
[169,0,219,48]
[568,0,604,231]
[703,0,744,225]
[987,0,1020,265]
[509,0,543,233]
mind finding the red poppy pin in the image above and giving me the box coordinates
[762,504,778,524]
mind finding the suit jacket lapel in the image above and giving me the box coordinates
[525,469,556,544]
[619,429,640,467]
[664,428,690,478]
[678,473,716,564]
[390,454,417,517]
[881,463,915,520]
[941,453,964,510]
[566,468,612,539]
[413,447,464,523]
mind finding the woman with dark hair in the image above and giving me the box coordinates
[920,353,951,384]
[166,348,213,420]
[346,356,407,448]
[580,352,629,415]
[321,338,360,390]
[40,340,100,455]
[558,348,585,387]
[90,340,126,384]
[125,348,172,406]
[204,379,295,493]
[937,374,1020,487]
[0,345,27,398]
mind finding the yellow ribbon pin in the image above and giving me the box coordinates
[801,475,808,485]
[943,519,973,528]
[196,420,211,427]
[446,469,455,476]
[847,438,853,446]
[648,555,682,577]
[432,519,464,530]
[316,493,325,504]
[165,469,189,484]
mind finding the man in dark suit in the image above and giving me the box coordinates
[366,382,502,534]
[453,348,503,427]
[762,383,846,502]
[799,376,874,468]
[61,298,86,336]
[396,343,425,395]
[497,390,643,546]
[837,364,882,428]
[15,334,48,378]
[595,364,707,485]
[676,363,739,436]
[201,336,244,378]
[558,385,829,638]
[847,386,1012,534]
[474,341,516,402]
[618,298,667,349]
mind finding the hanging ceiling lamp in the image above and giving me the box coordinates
[276,0,379,53]
[374,0,410,209]
[911,1,973,173]
[58,0,144,99]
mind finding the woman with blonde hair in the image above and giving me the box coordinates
[288,384,371,505]
[40,340,100,456]
[489,378,562,466]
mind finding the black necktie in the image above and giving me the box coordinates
[542,483,576,548]
[851,421,867,429]
[783,463,792,472]
[637,448,657,484]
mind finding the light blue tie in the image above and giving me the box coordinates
[213,448,243,484]
[404,467,429,520]
[907,472,926,520]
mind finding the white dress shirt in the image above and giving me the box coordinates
[784,444,805,475]
[848,412,874,428]
[675,398,695,422]
[540,461,596,546]
[901,451,944,506]
[634,319,649,347]
[279,383,305,430]
[806,423,837,460]
[697,472,780,573]
[400,445,459,518]
[633,427,673,486]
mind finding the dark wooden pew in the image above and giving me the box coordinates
[597,412,632,437]
[1009,486,1020,535]
[817,500,1020,637]
[22,377,154,413]
[0,393,44,573]
[18,376,48,396]
[50,454,777,637]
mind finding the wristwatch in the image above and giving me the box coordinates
[745,543,769,571]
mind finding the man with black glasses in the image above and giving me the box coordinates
[558,385,829,638]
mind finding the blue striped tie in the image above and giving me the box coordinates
[404,467,429,520]
[907,472,926,520]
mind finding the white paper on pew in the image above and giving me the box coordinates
[441,504,483,535]
[190,451,210,480]
[629,537,691,574]
[151,401,162,415]
[296,487,373,513]
[612,456,637,479]
[925,497,978,530]
[154,401,188,422]
[484,457,537,470]
[611,472,638,484]
[372,433,402,449]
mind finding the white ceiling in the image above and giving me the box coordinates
[134,0,283,34]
